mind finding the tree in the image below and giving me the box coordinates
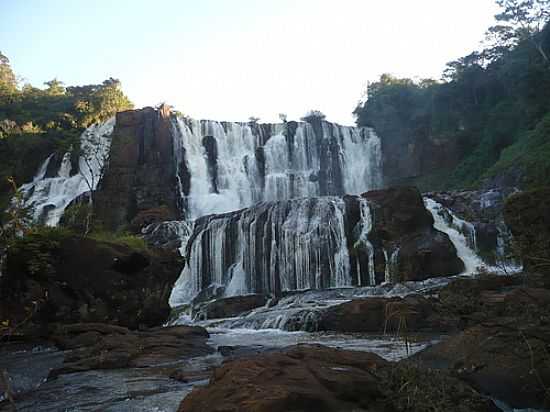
[77,132,110,234]
[490,0,550,66]
[248,116,260,124]
[300,110,326,122]
[44,79,66,96]
[0,52,17,96]
[278,113,288,122]
[0,177,33,243]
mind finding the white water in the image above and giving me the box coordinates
[424,197,521,274]
[20,119,115,226]
[207,328,435,362]
[424,198,485,274]
[172,118,383,219]
[170,197,356,306]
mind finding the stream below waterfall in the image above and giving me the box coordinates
[0,328,538,412]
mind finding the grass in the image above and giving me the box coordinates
[87,230,149,251]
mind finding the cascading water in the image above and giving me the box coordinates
[20,118,115,226]
[424,197,485,274]
[172,117,383,219]
[170,197,358,305]
[424,197,521,274]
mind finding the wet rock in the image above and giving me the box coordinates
[49,323,212,376]
[318,295,457,334]
[362,186,464,281]
[194,294,268,320]
[141,220,191,252]
[179,344,498,412]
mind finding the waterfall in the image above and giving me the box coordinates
[424,198,485,274]
[169,197,356,305]
[172,117,383,219]
[356,199,376,286]
[20,119,115,226]
[424,197,522,274]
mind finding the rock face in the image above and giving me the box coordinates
[363,186,464,282]
[94,105,180,232]
[179,344,498,412]
[141,220,191,252]
[504,188,550,273]
[0,232,183,330]
[170,186,464,305]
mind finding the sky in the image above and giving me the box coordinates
[1,0,499,125]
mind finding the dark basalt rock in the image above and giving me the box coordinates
[416,321,550,410]
[193,294,268,320]
[0,234,183,330]
[360,186,464,281]
[318,294,458,334]
[141,220,191,252]
[94,105,180,232]
[202,135,219,193]
[415,280,550,410]
[49,323,212,376]
[179,344,498,412]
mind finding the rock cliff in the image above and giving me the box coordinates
[94,105,180,231]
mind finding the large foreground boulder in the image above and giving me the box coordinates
[179,344,498,412]
[49,323,212,376]
[0,229,183,330]
[416,286,550,409]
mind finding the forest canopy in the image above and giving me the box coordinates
[354,0,550,190]
[0,51,133,208]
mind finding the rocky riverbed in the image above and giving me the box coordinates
[2,273,549,411]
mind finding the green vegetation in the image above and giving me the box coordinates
[354,0,550,190]
[87,230,149,251]
[0,51,133,213]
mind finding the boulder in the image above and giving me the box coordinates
[179,344,498,412]
[194,294,268,320]
[416,322,550,410]
[416,285,550,409]
[318,295,458,333]
[141,220,191,252]
[49,323,212,376]
[361,186,464,281]
[0,231,183,330]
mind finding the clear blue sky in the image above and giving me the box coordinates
[1,0,498,124]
